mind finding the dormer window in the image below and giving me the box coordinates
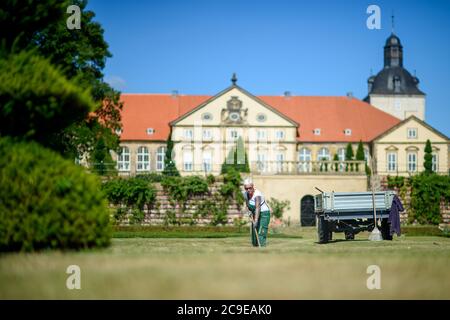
[393,76,401,93]
[115,128,122,135]
[344,129,352,136]
[313,128,321,136]
[407,128,417,139]
[146,128,155,135]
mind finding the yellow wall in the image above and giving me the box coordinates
[374,117,449,175]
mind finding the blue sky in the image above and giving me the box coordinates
[88,0,450,136]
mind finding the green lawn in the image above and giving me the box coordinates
[0,227,449,299]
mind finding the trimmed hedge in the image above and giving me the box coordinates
[0,137,111,251]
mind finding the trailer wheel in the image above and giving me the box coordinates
[318,216,329,243]
[381,218,393,240]
[345,232,355,240]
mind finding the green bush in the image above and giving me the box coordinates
[0,137,111,251]
[135,172,164,183]
[267,198,291,219]
[161,176,209,203]
[387,175,406,189]
[0,51,94,147]
[102,177,157,224]
[410,173,450,225]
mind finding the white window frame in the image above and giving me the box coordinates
[432,153,438,172]
[313,128,321,136]
[364,149,370,161]
[407,128,418,139]
[298,148,312,172]
[387,152,397,172]
[256,129,267,141]
[117,147,130,172]
[156,146,165,171]
[136,146,150,172]
[202,151,212,173]
[228,129,239,140]
[407,152,417,172]
[337,148,346,171]
[344,129,352,136]
[183,150,193,172]
[202,129,212,141]
[184,128,193,141]
[317,147,330,161]
[257,153,267,172]
[275,130,285,140]
[275,153,284,173]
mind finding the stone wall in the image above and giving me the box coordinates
[117,182,246,226]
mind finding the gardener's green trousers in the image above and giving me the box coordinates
[251,211,270,247]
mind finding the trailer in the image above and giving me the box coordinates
[314,191,396,243]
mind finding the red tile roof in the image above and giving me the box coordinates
[119,93,400,143]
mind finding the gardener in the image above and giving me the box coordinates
[243,178,271,247]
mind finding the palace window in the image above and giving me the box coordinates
[275,153,284,173]
[407,128,418,139]
[387,152,397,172]
[257,129,267,141]
[275,130,285,140]
[407,152,417,172]
[337,148,346,171]
[257,153,267,172]
[117,147,130,171]
[317,147,330,161]
[203,129,212,140]
[184,129,193,140]
[228,129,239,140]
[136,146,150,171]
[432,153,438,172]
[202,150,212,173]
[183,150,193,172]
[298,148,312,172]
[156,147,165,171]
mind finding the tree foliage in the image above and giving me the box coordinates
[0,0,122,167]
[162,130,180,176]
[423,139,433,174]
[0,51,95,146]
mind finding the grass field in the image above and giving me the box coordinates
[0,226,449,299]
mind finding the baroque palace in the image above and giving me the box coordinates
[113,33,449,224]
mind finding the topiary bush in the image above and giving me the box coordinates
[0,51,95,148]
[0,137,111,252]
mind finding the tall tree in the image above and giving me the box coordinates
[0,0,122,168]
[162,130,180,177]
[333,153,339,172]
[423,139,433,174]
[345,143,354,172]
[355,140,365,173]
